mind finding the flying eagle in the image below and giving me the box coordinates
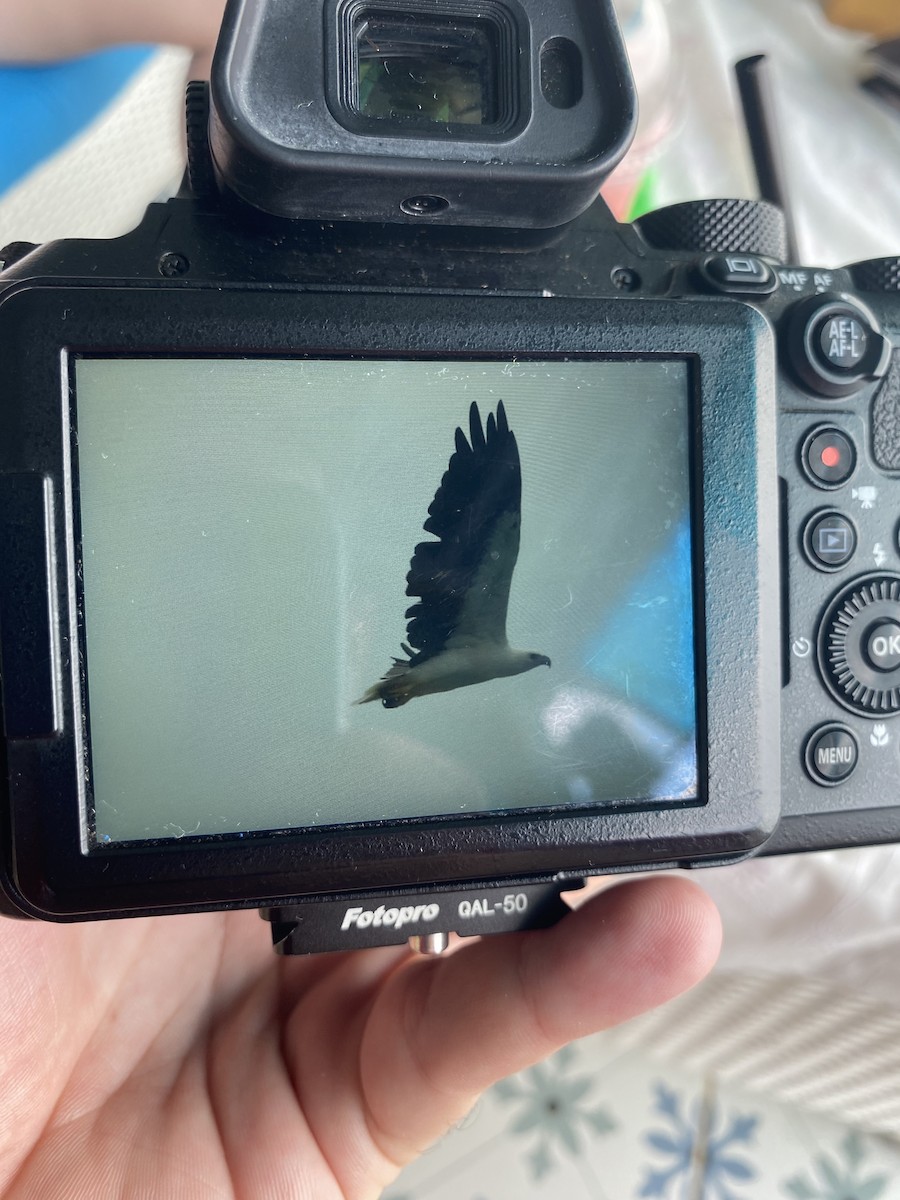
[357,400,551,708]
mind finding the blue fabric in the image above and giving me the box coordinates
[0,45,154,195]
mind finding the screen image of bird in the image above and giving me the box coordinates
[357,401,551,707]
[73,356,697,839]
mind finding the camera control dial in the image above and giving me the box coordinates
[636,198,788,260]
[818,574,900,717]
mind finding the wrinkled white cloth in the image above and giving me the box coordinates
[654,0,900,265]
[696,847,900,1007]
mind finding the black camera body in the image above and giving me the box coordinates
[0,0,899,953]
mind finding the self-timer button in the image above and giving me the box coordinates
[804,724,859,786]
[801,426,856,489]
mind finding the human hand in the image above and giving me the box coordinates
[0,877,718,1199]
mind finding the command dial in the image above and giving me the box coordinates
[635,198,788,260]
[818,574,900,717]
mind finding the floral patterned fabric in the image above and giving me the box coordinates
[383,1040,900,1199]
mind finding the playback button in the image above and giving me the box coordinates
[804,724,859,786]
[803,511,857,571]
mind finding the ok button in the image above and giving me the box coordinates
[864,620,900,672]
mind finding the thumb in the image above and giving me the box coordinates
[360,875,721,1168]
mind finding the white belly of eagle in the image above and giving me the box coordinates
[411,645,536,696]
[356,643,547,707]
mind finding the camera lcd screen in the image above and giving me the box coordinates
[73,357,698,845]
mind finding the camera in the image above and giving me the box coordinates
[1,0,899,955]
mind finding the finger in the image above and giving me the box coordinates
[360,875,721,1165]
[208,942,413,1200]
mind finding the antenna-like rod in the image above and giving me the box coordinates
[735,54,799,262]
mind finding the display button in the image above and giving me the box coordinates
[702,254,776,293]
[815,313,869,371]
[804,511,856,570]
[864,620,900,672]
[805,724,859,786]
[801,427,857,487]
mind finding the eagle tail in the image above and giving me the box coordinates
[354,655,415,707]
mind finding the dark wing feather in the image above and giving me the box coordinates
[403,400,521,665]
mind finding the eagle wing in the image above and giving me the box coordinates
[403,400,521,664]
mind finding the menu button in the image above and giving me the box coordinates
[805,724,859,786]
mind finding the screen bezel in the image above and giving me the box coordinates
[0,284,781,918]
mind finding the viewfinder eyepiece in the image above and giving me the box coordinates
[350,9,505,131]
[209,0,637,226]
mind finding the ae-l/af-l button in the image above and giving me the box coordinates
[787,294,891,398]
[816,314,868,371]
